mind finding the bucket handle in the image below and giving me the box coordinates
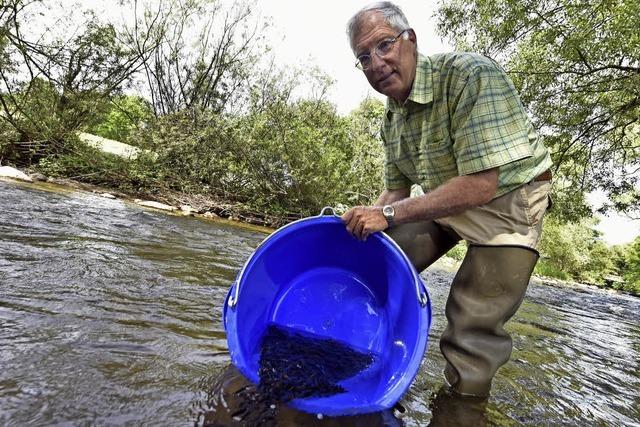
[228,206,429,309]
[417,280,429,307]
[319,206,338,216]
[228,281,239,308]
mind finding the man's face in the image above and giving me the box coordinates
[353,12,417,103]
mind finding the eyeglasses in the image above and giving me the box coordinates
[355,29,410,71]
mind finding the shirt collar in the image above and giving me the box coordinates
[386,53,433,114]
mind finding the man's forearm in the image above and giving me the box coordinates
[374,188,411,207]
[392,168,498,224]
[341,168,498,241]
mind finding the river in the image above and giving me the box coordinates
[1,180,638,426]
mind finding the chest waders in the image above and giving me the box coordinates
[386,222,539,396]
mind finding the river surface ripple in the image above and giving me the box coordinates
[0,181,639,426]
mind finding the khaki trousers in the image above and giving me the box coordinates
[386,181,551,396]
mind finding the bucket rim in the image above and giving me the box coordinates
[222,208,433,415]
[227,209,429,310]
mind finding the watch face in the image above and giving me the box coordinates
[383,205,394,216]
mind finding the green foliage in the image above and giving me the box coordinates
[236,99,353,213]
[0,120,20,161]
[127,110,239,195]
[544,187,592,223]
[534,260,570,281]
[0,77,114,165]
[436,0,640,220]
[126,96,385,219]
[581,239,616,284]
[535,217,615,283]
[610,244,629,273]
[446,242,467,261]
[345,98,386,202]
[1,79,70,164]
[88,96,154,144]
[33,135,134,188]
[623,236,640,293]
[0,2,143,165]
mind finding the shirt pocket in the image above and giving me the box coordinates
[417,129,459,190]
[384,128,420,185]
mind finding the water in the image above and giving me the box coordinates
[1,179,639,426]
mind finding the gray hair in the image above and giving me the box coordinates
[346,2,411,53]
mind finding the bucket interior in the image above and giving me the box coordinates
[226,217,429,414]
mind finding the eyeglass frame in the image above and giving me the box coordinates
[354,29,411,71]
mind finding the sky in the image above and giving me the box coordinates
[586,191,639,246]
[255,0,639,246]
[256,0,449,115]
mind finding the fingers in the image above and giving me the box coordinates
[342,207,363,239]
[341,206,384,241]
[341,208,353,224]
[354,220,365,241]
[342,208,357,235]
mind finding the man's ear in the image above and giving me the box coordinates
[405,29,417,43]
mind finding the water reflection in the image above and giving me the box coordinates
[1,180,639,426]
[194,364,403,427]
[193,364,501,427]
[427,387,488,427]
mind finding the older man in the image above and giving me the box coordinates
[342,2,553,397]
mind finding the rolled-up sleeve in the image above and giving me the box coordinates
[451,64,533,175]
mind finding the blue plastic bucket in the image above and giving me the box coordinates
[223,207,431,416]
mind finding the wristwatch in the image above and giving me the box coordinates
[382,205,395,227]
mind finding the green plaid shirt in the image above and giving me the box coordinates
[382,52,552,197]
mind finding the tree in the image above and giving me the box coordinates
[623,236,640,292]
[89,95,154,144]
[0,0,153,163]
[536,216,615,283]
[436,0,640,221]
[344,98,386,204]
[124,67,386,220]
[124,0,267,116]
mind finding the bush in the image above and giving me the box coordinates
[34,135,138,190]
[125,98,385,219]
[446,242,467,261]
[622,237,640,294]
[536,217,615,284]
[88,95,154,145]
[534,259,570,281]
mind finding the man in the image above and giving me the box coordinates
[342,2,553,397]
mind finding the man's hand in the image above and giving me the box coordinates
[341,206,388,241]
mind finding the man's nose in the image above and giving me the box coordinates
[370,52,387,72]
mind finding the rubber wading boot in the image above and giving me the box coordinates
[440,244,539,397]
[428,384,489,427]
[385,220,461,272]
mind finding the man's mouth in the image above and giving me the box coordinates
[377,71,395,85]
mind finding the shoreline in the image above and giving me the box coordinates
[2,171,636,299]
[0,174,275,235]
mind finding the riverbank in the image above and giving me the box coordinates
[425,253,625,297]
[0,169,275,235]
[1,167,636,298]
